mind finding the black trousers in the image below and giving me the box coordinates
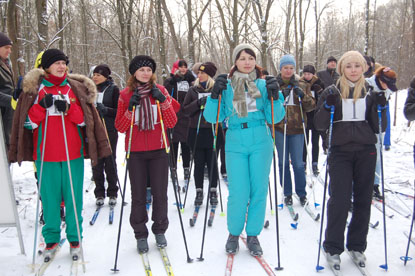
[219,128,227,174]
[93,131,118,198]
[193,147,219,189]
[172,142,191,168]
[129,149,169,239]
[323,145,376,255]
[303,127,321,164]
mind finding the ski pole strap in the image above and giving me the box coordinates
[156,100,170,154]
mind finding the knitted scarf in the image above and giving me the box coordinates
[231,70,261,117]
[135,83,154,131]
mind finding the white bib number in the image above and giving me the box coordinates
[246,93,258,113]
[47,94,70,116]
[177,81,189,92]
[198,92,211,99]
[134,104,158,125]
[341,97,366,121]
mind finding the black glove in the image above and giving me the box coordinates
[293,86,304,98]
[128,93,141,111]
[96,103,108,116]
[311,84,322,93]
[374,92,387,107]
[212,74,228,99]
[173,74,184,83]
[325,93,339,107]
[282,87,291,98]
[265,76,279,100]
[198,96,207,107]
[151,86,166,103]
[39,94,53,109]
[54,99,70,112]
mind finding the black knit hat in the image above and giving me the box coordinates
[303,64,316,75]
[129,55,156,75]
[327,56,337,64]
[93,64,111,79]
[41,49,68,69]
[199,62,217,78]
[410,77,415,90]
[0,32,12,47]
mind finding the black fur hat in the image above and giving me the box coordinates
[410,77,415,89]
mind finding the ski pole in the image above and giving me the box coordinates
[402,179,415,265]
[156,100,170,154]
[316,104,335,272]
[59,96,86,272]
[198,94,222,261]
[271,96,283,271]
[167,129,183,208]
[183,106,204,209]
[377,104,389,271]
[111,105,135,273]
[211,123,225,215]
[279,92,291,208]
[31,110,49,272]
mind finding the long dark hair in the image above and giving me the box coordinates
[228,48,263,78]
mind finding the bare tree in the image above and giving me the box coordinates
[364,0,370,55]
[58,0,64,50]
[160,0,183,59]
[283,0,293,52]
[36,0,48,52]
[313,0,331,69]
[155,0,167,80]
[7,0,23,78]
[251,0,274,69]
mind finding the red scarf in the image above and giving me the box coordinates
[45,73,67,86]
[135,83,154,131]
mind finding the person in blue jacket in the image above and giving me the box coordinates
[203,43,285,256]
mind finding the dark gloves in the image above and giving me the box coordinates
[374,92,387,107]
[265,76,279,100]
[311,84,323,93]
[13,76,23,101]
[282,87,291,98]
[293,86,304,98]
[54,99,70,112]
[198,96,207,107]
[96,103,108,117]
[173,74,184,83]
[211,74,228,99]
[128,93,141,111]
[151,86,166,103]
[325,93,339,110]
[39,94,53,109]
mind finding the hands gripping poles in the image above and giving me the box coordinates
[111,105,135,273]
[198,94,222,262]
[316,105,334,272]
[271,97,283,271]
[157,101,193,263]
[377,105,389,271]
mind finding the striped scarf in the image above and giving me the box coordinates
[136,83,154,131]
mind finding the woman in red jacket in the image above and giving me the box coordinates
[115,55,178,254]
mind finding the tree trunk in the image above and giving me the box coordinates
[284,0,293,52]
[364,0,370,55]
[36,0,48,52]
[187,0,194,65]
[80,0,89,75]
[116,0,128,81]
[7,0,23,79]
[58,0,64,50]
[294,0,298,71]
[160,0,183,59]
[314,0,318,68]
[155,0,167,81]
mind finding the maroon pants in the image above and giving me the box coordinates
[129,149,169,239]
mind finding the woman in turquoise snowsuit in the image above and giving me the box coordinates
[203,44,285,256]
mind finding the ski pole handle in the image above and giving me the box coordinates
[156,100,170,154]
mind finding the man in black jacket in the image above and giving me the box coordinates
[0,32,14,151]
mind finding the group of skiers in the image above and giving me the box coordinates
[1,28,414,271]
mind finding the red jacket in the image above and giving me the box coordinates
[115,84,179,152]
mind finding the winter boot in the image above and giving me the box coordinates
[137,238,149,254]
[210,187,218,206]
[300,196,307,207]
[225,234,239,254]
[194,188,204,206]
[247,236,263,256]
[109,197,117,206]
[184,167,190,181]
[284,195,293,206]
[70,241,81,260]
[155,234,167,248]
[146,187,152,204]
[312,162,319,176]
[60,202,65,222]
[96,197,104,206]
[349,250,366,267]
[44,243,58,262]
[373,185,383,201]
[324,250,341,271]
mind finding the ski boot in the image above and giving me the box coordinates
[96,197,105,206]
[137,238,149,254]
[204,166,209,179]
[300,196,307,207]
[225,234,239,254]
[184,167,190,181]
[44,243,58,262]
[70,241,80,261]
[210,188,218,206]
[312,162,319,176]
[194,188,203,206]
[349,250,366,267]
[373,185,383,201]
[155,234,167,248]
[284,195,293,206]
[324,250,341,271]
[109,197,117,206]
[247,236,263,256]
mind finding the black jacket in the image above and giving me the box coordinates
[97,79,120,133]
[404,87,415,121]
[181,85,212,129]
[0,59,14,150]
[317,68,339,88]
[314,83,387,151]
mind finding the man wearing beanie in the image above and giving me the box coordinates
[0,32,14,151]
[317,56,339,88]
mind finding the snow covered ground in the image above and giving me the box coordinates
[1,90,414,276]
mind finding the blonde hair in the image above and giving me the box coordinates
[336,51,367,102]
[194,75,215,90]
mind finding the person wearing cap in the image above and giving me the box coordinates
[163,59,195,185]
[300,64,325,176]
[203,44,285,256]
[0,32,14,151]
[363,55,375,78]
[366,66,398,200]
[314,51,387,268]
[275,55,315,207]
[115,55,179,254]
[317,56,340,88]
[182,61,223,207]
[91,64,120,207]
[8,48,111,260]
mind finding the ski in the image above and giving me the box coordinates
[189,205,201,227]
[89,206,102,225]
[70,260,79,276]
[369,221,379,229]
[224,253,235,276]
[159,248,174,276]
[208,205,217,227]
[287,205,299,221]
[347,251,371,276]
[140,252,152,276]
[240,236,276,276]
[382,197,411,218]
[372,200,394,218]
[264,220,270,229]
[109,206,114,225]
[404,231,415,246]
[36,238,66,276]
[323,251,343,276]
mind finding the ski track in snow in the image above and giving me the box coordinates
[1,90,415,275]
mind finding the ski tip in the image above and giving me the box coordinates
[294,214,299,221]
[316,265,325,271]
[379,264,388,270]
[314,203,321,208]
[400,256,412,262]
[189,218,194,227]
[264,220,270,228]
[220,212,226,217]
[315,214,321,221]
[290,222,298,229]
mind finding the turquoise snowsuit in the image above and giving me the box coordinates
[203,78,285,236]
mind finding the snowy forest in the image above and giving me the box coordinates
[0,0,414,89]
